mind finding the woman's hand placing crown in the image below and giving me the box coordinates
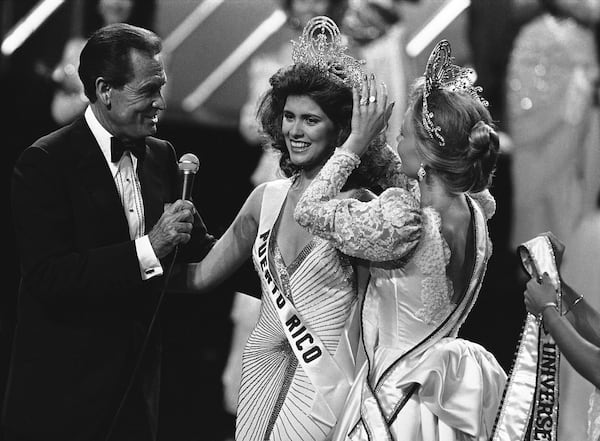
[344,73,394,157]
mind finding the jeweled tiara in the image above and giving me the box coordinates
[422,40,489,147]
[291,15,366,89]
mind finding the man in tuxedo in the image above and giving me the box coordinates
[2,23,215,441]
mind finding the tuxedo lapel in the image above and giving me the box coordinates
[137,139,174,235]
[69,118,174,239]
[70,118,131,241]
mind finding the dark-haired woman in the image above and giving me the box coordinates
[295,40,507,440]
[184,38,405,440]
[51,0,154,126]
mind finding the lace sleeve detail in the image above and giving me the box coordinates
[413,208,454,325]
[469,189,496,220]
[369,142,413,190]
[295,149,423,262]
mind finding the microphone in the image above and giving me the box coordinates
[178,153,200,201]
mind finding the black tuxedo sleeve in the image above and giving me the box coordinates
[174,211,217,263]
[12,142,144,308]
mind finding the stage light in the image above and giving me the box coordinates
[182,9,287,112]
[406,0,470,58]
[1,0,65,56]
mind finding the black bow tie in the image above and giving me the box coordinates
[110,137,147,163]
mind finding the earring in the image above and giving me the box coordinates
[417,163,426,181]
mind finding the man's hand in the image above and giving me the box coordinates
[148,199,195,258]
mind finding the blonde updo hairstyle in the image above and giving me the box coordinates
[409,78,500,194]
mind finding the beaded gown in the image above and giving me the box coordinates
[506,1,600,249]
[295,147,507,441]
[235,179,361,441]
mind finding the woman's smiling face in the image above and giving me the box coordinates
[282,95,337,172]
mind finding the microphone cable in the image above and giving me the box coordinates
[104,246,179,441]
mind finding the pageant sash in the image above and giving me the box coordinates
[491,234,561,441]
[253,179,354,427]
[353,195,491,439]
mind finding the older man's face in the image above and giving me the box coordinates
[106,50,166,141]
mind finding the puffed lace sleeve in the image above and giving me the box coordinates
[294,149,422,262]
[469,189,496,220]
[366,142,413,191]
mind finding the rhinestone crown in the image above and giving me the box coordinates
[422,40,489,147]
[291,15,366,89]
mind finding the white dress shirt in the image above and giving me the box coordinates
[84,106,163,280]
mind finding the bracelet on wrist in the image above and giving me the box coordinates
[572,294,584,308]
[564,294,584,315]
[537,302,558,322]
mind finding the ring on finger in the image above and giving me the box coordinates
[369,95,377,103]
[360,97,368,106]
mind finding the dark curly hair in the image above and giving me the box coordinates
[257,62,385,190]
[257,63,352,175]
[409,77,500,194]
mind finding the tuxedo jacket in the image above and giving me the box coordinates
[3,117,215,441]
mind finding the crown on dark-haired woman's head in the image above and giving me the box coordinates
[422,40,489,147]
[291,15,365,89]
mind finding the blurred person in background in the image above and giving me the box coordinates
[506,3,600,438]
[342,0,420,146]
[506,0,600,262]
[50,0,155,126]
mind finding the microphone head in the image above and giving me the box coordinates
[178,153,200,174]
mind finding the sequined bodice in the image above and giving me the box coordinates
[253,235,358,341]
[236,180,359,441]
